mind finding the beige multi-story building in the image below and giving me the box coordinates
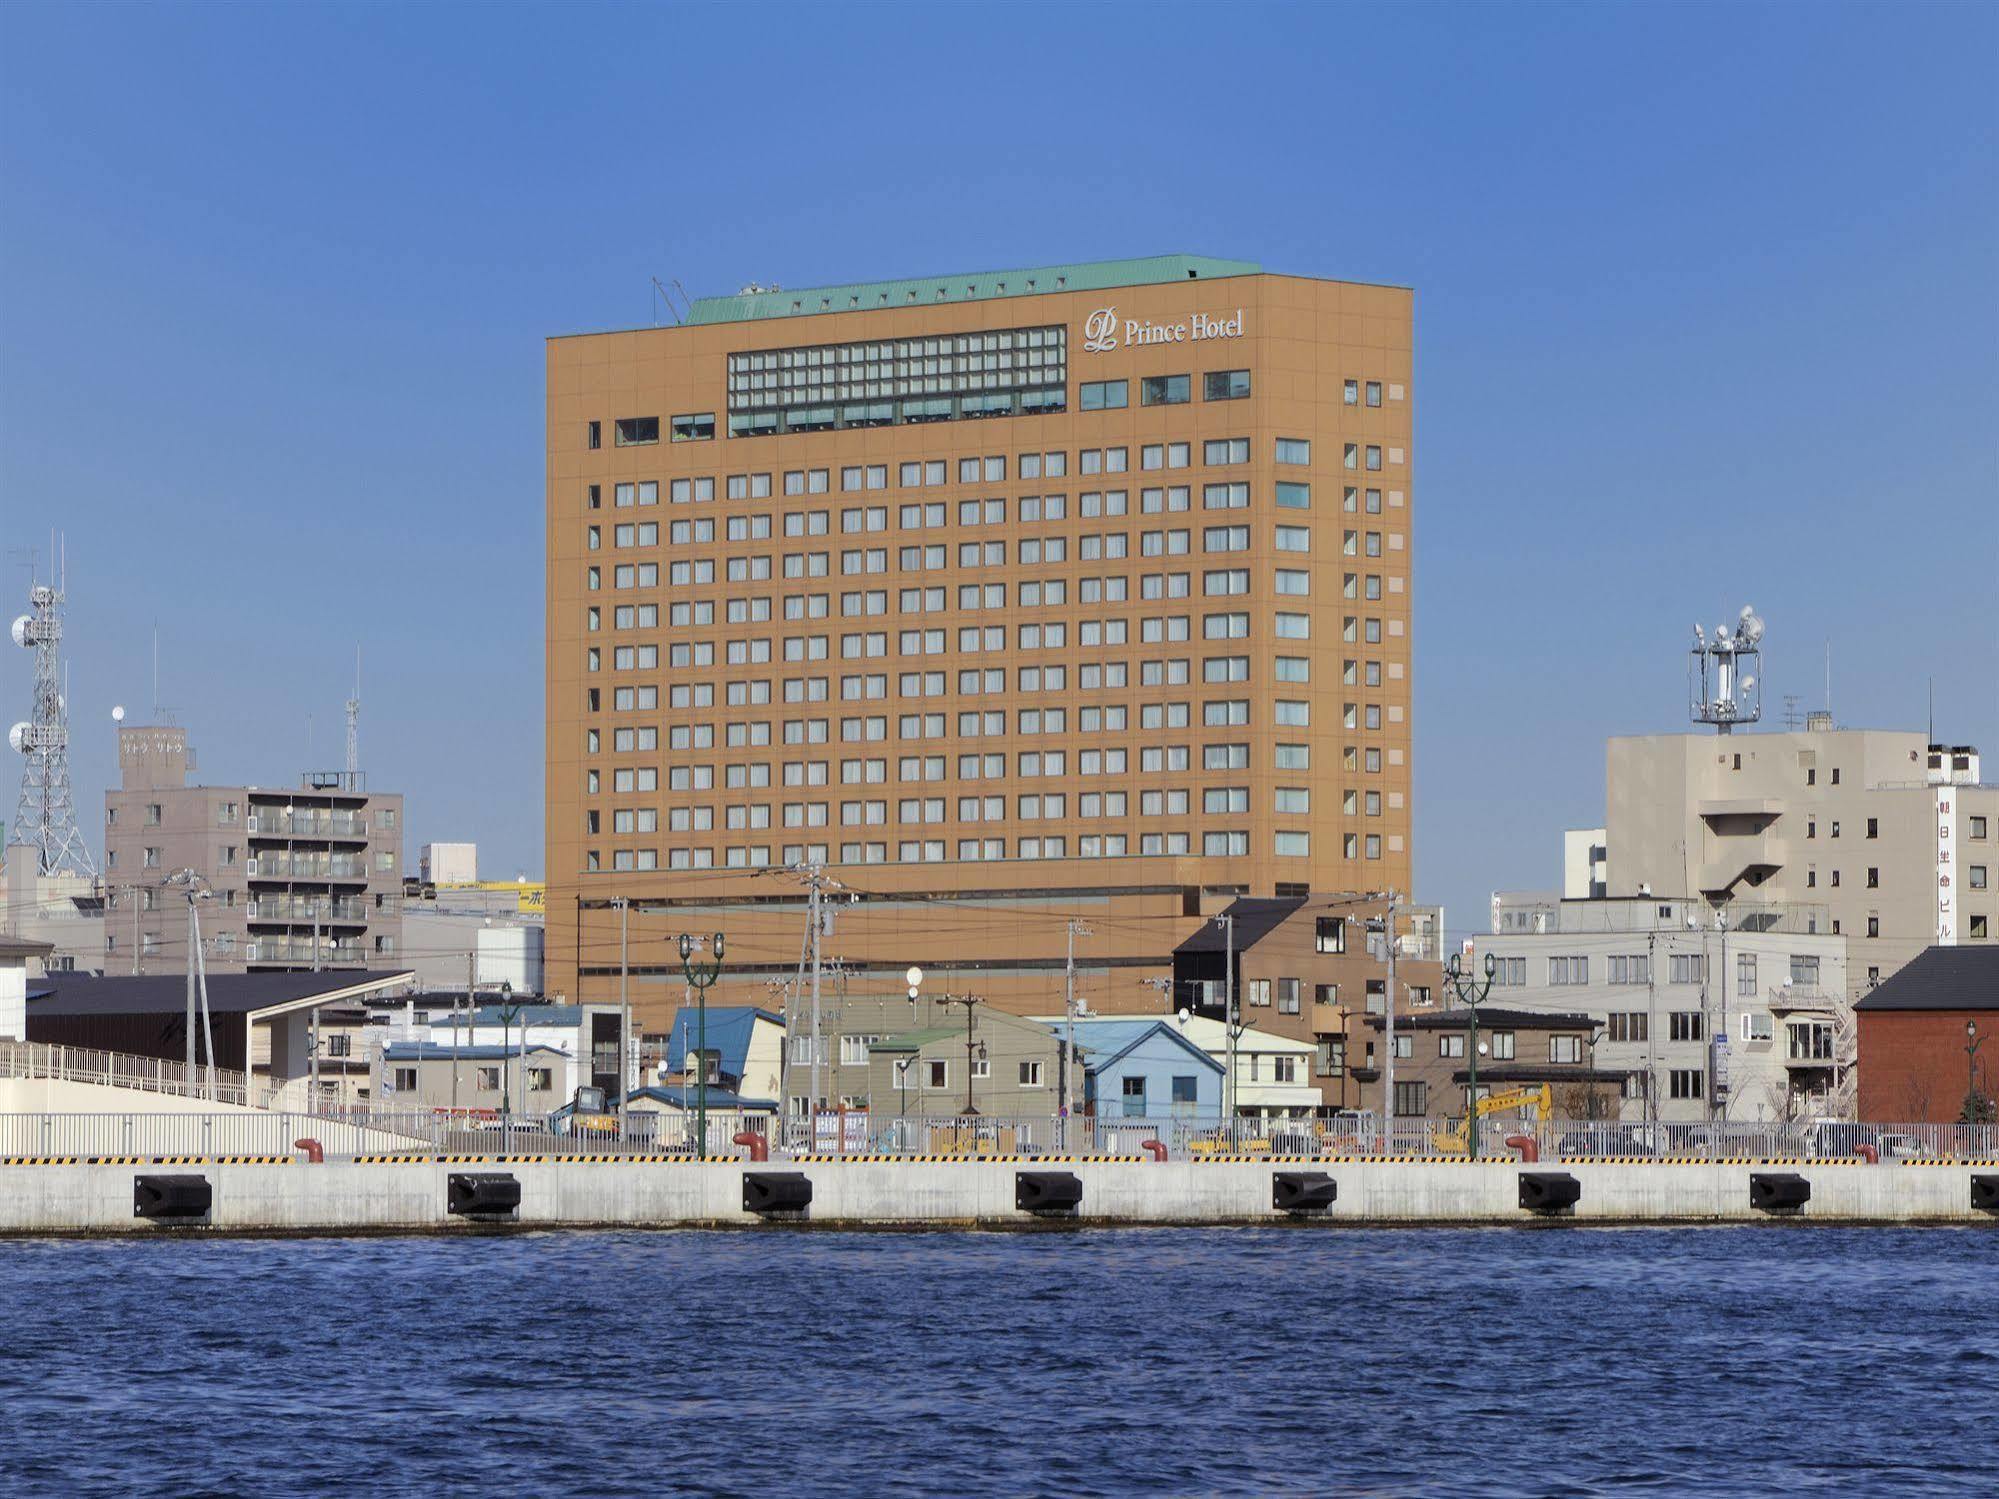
[545,255,1417,1036]
[102,724,404,974]
[1601,721,1995,995]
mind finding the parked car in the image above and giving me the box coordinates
[1551,1124,1659,1158]
[1877,1133,1938,1160]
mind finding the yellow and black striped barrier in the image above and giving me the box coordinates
[0,1154,298,1167]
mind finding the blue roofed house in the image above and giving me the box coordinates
[664,1006,784,1105]
[1050,1017,1225,1123]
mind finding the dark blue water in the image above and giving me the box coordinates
[0,1227,1992,1497]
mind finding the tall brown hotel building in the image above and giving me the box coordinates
[546,256,1415,1056]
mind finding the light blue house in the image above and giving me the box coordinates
[1058,1018,1226,1120]
[663,1006,785,1104]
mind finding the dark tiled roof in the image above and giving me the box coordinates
[1854,947,1999,1011]
[1174,897,1307,955]
[28,970,412,1016]
[1447,1066,1632,1084]
[382,1043,570,1061]
[1366,1008,1597,1031]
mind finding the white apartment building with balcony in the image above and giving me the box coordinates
[1475,895,1850,1124]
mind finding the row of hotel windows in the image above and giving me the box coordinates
[590,561,1398,609]
[586,653,1395,694]
[591,519,1346,555]
[585,740,1396,777]
[588,785,1356,831]
[726,325,1066,406]
[589,671,1401,719]
[591,500,1393,546]
[583,505,1391,575]
[587,603,1367,644]
[590,656,1337,692]
[580,699,1402,737]
[588,604,1395,663]
[585,436,1366,485]
[1076,370,1250,409]
[593,482,1397,530]
[587,618,1351,659]
[585,829,1387,872]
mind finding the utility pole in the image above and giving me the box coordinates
[1062,919,1090,1144]
[615,897,631,1139]
[1646,930,1659,1137]
[168,869,214,1095]
[454,949,472,1116]
[187,885,216,1101]
[807,866,826,1117]
[1714,913,1731,1123]
[1382,892,1400,1151]
[184,887,197,1083]
[1214,912,1236,1138]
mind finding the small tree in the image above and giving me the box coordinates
[1960,1091,1996,1126]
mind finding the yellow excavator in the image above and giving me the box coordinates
[1429,1084,1552,1155]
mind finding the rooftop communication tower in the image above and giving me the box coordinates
[1690,605,1765,734]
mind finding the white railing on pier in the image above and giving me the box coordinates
[0,1040,257,1108]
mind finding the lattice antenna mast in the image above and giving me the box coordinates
[9,546,97,878]
[345,645,361,774]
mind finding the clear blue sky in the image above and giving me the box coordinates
[3,1,1993,939]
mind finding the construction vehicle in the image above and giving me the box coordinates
[562,1085,621,1139]
[1429,1084,1552,1155]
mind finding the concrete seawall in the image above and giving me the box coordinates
[2,1158,1995,1234]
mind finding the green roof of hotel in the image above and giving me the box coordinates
[685,255,1262,327]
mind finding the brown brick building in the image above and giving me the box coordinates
[544,256,1418,1050]
[1855,947,1999,1122]
[1171,895,1443,1109]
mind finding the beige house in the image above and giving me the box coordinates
[785,990,1061,1120]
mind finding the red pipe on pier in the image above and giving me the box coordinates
[1504,1134,1539,1163]
[733,1132,769,1162]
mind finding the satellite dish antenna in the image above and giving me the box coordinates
[8,722,29,754]
[111,705,126,723]
[9,616,30,648]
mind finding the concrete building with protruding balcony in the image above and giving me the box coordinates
[102,724,404,975]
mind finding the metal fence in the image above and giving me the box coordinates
[1,1107,1992,1163]
[772,1113,1999,1162]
